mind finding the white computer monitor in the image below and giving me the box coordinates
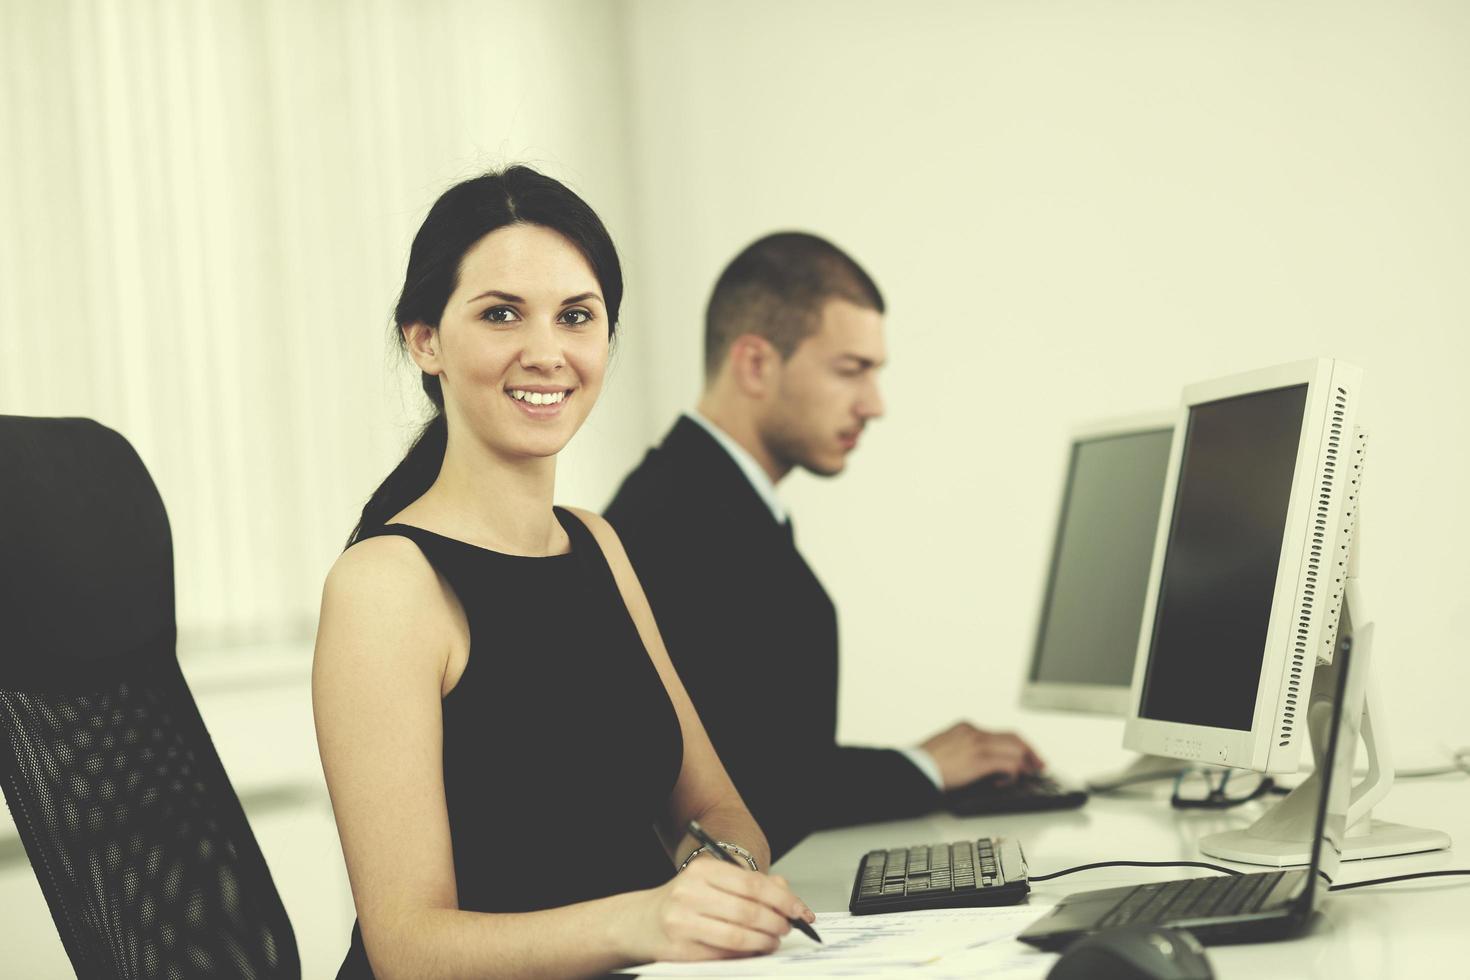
[1123,357,1449,865]
[1020,413,1175,717]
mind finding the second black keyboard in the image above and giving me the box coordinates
[1098,870,1295,929]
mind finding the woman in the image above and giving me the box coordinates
[313,167,816,978]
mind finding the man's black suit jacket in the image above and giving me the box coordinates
[605,416,941,860]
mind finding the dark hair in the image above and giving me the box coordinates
[347,166,623,547]
[703,231,884,379]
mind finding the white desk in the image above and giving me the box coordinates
[772,775,1470,979]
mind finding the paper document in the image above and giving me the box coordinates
[619,903,1057,977]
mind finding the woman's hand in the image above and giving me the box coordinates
[616,860,816,963]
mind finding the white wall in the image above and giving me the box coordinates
[621,0,1470,767]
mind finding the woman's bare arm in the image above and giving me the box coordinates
[313,536,659,979]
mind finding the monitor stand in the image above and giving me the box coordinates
[1199,586,1452,867]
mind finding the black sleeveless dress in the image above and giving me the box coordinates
[337,507,684,978]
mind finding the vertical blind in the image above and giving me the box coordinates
[0,0,641,651]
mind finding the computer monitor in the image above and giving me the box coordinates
[1123,357,1449,865]
[1020,414,1175,717]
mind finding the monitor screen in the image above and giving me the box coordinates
[1028,427,1173,690]
[1138,384,1309,730]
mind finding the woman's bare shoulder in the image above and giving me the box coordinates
[324,534,438,605]
[317,535,453,676]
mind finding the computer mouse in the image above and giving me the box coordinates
[1047,926,1214,980]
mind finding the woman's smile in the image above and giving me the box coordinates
[506,385,574,418]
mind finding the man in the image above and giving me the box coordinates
[606,232,1043,860]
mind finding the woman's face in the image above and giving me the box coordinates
[412,223,611,462]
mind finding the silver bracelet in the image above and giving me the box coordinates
[678,840,760,873]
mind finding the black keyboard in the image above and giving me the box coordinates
[1097,871,1290,929]
[849,837,1030,914]
[945,772,1089,816]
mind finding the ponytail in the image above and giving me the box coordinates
[345,410,447,548]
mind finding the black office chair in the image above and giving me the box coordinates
[0,416,299,979]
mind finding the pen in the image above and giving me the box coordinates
[686,819,822,944]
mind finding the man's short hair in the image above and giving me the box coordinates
[704,232,884,379]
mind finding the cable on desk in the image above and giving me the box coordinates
[1395,746,1470,778]
[1328,870,1470,891]
[1087,771,1184,793]
[1030,860,1243,882]
[1092,746,1470,792]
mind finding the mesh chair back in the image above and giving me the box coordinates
[0,416,299,979]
